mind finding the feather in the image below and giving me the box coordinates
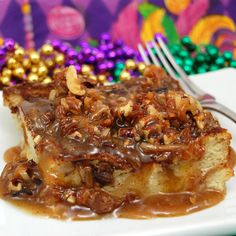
[175,0,209,36]
[0,1,11,23]
[140,8,165,43]
[212,29,236,45]
[111,1,140,48]
[189,15,235,44]
[138,2,158,19]
[162,14,179,44]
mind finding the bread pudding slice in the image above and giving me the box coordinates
[0,65,234,219]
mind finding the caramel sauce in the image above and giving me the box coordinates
[0,146,235,220]
[7,200,99,220]
[115,191,224,219]
[2,189,224,220]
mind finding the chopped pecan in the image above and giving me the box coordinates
[60,117,78,136]
[66,65,86,96]
[60,96,82,114]
[93,162,114,185]
[139,142,187,154]
[76,189,120,214]
[117,101,133,117]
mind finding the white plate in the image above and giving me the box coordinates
[0,68,236,236]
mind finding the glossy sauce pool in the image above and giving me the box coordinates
[0,146,235,220]
[4,190,224,220]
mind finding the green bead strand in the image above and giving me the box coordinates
[187,43,197,52]
[230,60,236,68]
[197,64,208,74]
[169,44,181,55]
[223,51,232,61]
[205,45,219,59]
[183,65,192,74]
[113,69,122,81]
[75,46,81,52]
[181,36,192,47]
[183,58,193,67]
[209,64,219,71]
[195,53,206,64]
[175,57,183,67]
[181,36,196,52]
[215,56,225,68]
[178,49,189,58]
[89,39,98,47]
[116,62,125,70]
[169,37,235,75]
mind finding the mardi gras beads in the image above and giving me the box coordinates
[137,62,146,73]
[14,47,25,61]
[120,70,131,81]
[13,67,25,78]
[169,36,235,75]
[0,32,142,87]
[125,59,136,70]
[41,44,53,56]
[230,60,236,68]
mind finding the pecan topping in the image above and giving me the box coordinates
[65,65,86,96]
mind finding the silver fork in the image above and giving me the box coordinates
[138,38,236,123]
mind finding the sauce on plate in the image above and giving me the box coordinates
[1,147,235,220]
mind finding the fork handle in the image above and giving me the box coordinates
[201,101,236,124]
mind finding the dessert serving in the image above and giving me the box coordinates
[0,65,234,219]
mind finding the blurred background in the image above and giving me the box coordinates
[1,0,236,86]
[0,0,236,56]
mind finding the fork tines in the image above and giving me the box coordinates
[138,38,189,80]
[138,37,197,95]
